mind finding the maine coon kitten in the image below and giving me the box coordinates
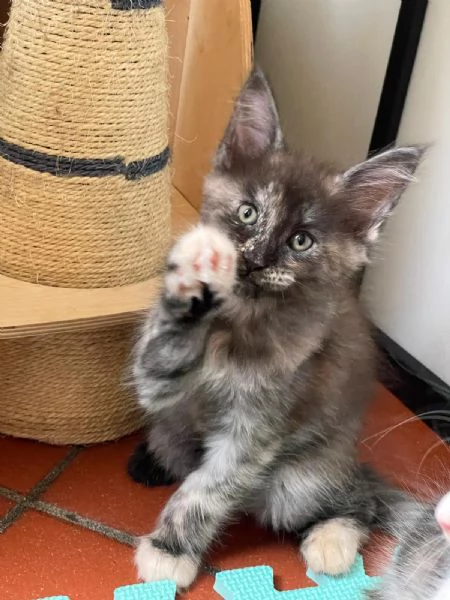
[368,492,450,600]
[129,67,425,589]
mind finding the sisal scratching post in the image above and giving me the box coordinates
[0,326,143,445]
[0,0,170,444]
[0,0,170,287]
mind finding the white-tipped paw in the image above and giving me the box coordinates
[300,518,365,576]
[135,537,199,590]
[165,225,237,301]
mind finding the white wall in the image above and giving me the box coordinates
[255,0,400,167]
[255,0,450,386]
[362,0,450,386]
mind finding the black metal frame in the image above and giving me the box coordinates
[368,0,428,153]
[376,329,450,438]
[251,0,262,39]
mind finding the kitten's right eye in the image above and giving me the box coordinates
[238,203,258,225]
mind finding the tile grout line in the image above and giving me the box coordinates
[0,446,137,546]
[28,446,83,501]
[0,501,28,534]
[32,499,136,546]
[0,446,216,574]
[0,446,82,533]
[0,482,136,546]
[0,487,213,568]
[29,501,216,574]
[0,479,217,575]
[0,486,23,502]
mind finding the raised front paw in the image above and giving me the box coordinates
[135,536,199,591]
[165,225,237,305]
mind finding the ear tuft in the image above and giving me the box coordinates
[338,145,427,242]
[214,66,284,170]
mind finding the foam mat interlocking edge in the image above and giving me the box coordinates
[37,581,177,600]
[214,554,381,599]
[38,555,381,600]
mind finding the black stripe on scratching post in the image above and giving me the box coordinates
[0,138,170,180]
[111,0,162,10]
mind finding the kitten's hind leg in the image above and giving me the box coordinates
[128,416,205,487]
[127,441,177,487]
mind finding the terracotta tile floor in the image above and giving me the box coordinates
[1,386,449,600]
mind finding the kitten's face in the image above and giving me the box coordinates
[201,67,424,297]
[203,154,363,294]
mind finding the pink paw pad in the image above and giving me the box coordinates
[210,249,220,271]
[166,225,237,300]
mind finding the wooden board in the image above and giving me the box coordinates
[172,0,252,209]
[0,188,198,339]
[165,0,191,146]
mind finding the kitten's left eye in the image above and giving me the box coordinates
[289,231,314,252]
[238,203,258,225]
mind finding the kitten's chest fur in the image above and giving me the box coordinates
[203,292,329,373]
[189,292,374,436]
[201,302,312,392]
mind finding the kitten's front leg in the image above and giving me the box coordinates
[130,226,237,486]
[135,435,277,590]
[134,224,237,412]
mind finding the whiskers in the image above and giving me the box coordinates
[362,410,450,451]
[254,269,296,291]
[362,410,450,500]
[403,533,447,589]
[418,436,450,476]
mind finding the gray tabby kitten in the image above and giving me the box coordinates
[368,492,450,600]
[130,67,425,590]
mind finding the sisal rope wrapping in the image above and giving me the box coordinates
[0,0,170,287]
[0,165,170,287]
[0,324,145,445]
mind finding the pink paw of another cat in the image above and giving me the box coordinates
[435,492,450,541]
[165,225,237,302]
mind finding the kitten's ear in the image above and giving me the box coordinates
[337,145,426,242]
[214,66,284,170]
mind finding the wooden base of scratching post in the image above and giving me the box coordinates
[0,325,141,445]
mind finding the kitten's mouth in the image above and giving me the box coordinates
[237,263,294,292]
[237,262,263,284]
[238,264,260,279]
[236,263,264,297]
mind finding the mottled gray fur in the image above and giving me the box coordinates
[130,67,425,587]
[368,498,450,600]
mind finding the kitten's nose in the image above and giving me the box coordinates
[243,255,266,273]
